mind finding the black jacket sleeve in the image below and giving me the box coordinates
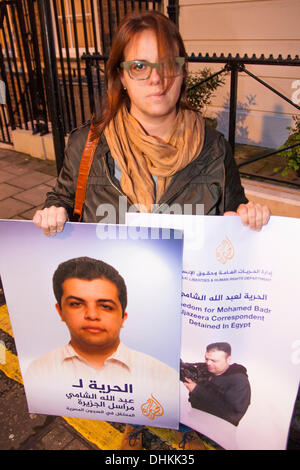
[222,138,248,212]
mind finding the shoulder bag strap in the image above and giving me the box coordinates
[73,122,100,221]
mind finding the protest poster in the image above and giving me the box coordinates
[126,213,300,450]
[0,220,183,429]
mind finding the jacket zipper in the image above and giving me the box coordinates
[102,155,135,207]
[102,154,186,214]
[153,186,188,213]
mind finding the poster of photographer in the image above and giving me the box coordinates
[0,220,183,429]
[126,213,300,450]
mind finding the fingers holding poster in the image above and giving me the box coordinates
[0,220,183,429]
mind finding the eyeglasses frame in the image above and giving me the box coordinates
[120,57,185,80]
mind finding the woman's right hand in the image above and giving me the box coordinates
[33,206,69,237]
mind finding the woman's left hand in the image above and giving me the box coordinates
[224,201,271,231]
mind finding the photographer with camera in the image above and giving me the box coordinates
[182,342,251,426]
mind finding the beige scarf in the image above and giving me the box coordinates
[104,105,205,212]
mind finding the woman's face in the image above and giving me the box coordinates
[120,29,183,126]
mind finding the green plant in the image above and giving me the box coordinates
[186,68,226,112]
[275,115,300,176]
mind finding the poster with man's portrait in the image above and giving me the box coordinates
[0,220,183,429]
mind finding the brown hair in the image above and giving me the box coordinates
[93,11,190,135]
[53,256,127,316]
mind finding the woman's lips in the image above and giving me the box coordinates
[148,91,165,98]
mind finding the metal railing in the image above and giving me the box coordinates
[1,0,299,189]
[82,51,300,188]
[0,0,164,149]
[0,0,49,144]
[0,102,11,144]
[188,53,300,188]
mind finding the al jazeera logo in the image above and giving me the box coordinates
[216,235,234,264]
[141,394,164,421]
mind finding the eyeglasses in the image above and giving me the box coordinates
[120,57,185,80]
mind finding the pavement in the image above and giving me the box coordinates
[0,146,299,451]
[0,149,58,220]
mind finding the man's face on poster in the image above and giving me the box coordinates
[205,349,231,376]
[55,277,127,351]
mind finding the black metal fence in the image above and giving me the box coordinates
[189,54,299,147]
[0,0,164,148]
[0,0,48,143]
[186,53,300,187]
[82,51,300,186]
[38,0,300,185]
[0,102,11,144]
[1,0,299,188]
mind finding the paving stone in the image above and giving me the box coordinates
[0,163,34,177]
[20,204,44,220]
[0,369,16,396]
[39,166,58,178]
[11,159,49,173]
[63,439,91,450]
[0,160,11,169]
[0,198,33,219]
[6,171,54,189]
[38,423,82,450]
[0,379,48,450]
[0,151,9,160]
[20,158,58,176]
[0,371,96,450]
[0,169,17,184]
[44,177,57,188]
[0,157,36,172]
[13,184,50,206]
[3,155,30,166]
[0,183,22,201]
[0,151,28,162]
[12,215,28,220]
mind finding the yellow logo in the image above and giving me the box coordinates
[216,236,234,264]
[141,394,164,420]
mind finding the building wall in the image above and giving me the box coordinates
[176,0,300,148]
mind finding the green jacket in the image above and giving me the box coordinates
[44,121,248,223]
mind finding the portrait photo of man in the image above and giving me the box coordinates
[24,256,178,421]
[181,342,251,426]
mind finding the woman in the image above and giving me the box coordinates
[33,11,270,449]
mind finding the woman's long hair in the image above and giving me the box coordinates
[92,10,190,135]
